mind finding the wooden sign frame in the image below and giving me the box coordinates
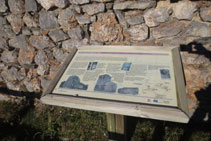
[41,46,190,123]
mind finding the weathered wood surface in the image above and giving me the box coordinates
[41,94,189,123]
[41,46,189,123]
[107,114,126,141]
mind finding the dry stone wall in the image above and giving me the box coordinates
[0,0,210,115]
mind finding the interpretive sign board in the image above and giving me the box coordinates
[41,46,190,123]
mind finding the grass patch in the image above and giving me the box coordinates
[0,100,210,140]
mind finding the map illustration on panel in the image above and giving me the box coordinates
[160,69,171,79]
[118,88,139,95]
[121,62,132,71]
[87,62,98,70]
[94,74,117,93]
[59,75,88,90]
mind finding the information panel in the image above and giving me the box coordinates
[53,49,177,107]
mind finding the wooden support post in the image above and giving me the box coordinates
[107,114,126,141]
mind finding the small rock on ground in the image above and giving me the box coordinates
[58,7,75,27]
[182,21,210,38]
[76,15,91,25]
[25,0,37,12]
[48,29,69,42]
[7,14,24,34]
[37,0,68,10]
[8,0,25,14]
[1,50,18,64]
[34,50,48,66]
[126,24,149,41]
[144,7,169,27]
[69,0,90,5]
[39,11,59,29]
[9,35,29,49]
[173,1,197,20]
[152,20,184,39]
[82,3,105,16]
[68,26,84,40]
[113,1,156,10]
[29,36,55,49]
[200,6,211,22]
[0,0,8,13]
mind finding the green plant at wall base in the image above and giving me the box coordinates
[0,101,211,140]
[190,131,210,141]
[164,125,184,141]
[18,103,108,140]
[0,101,22,123]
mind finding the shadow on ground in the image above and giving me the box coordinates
[0,88,58,140]
[126,39,211,141]
[0,37,211,140]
